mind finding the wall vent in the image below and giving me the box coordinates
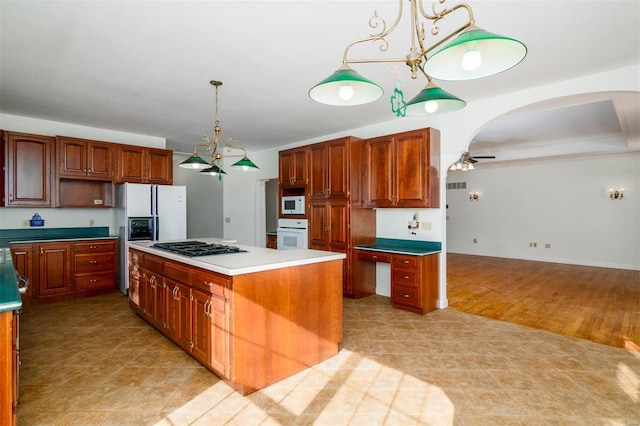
[446,182,467,190]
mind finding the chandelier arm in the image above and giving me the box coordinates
[414,1,474,61]
[341,0,404,64]
[418,0,474,24]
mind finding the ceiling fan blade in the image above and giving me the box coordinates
[468,158,478,163]
[471,155,496,159]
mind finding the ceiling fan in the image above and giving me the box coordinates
[450,152,496,171]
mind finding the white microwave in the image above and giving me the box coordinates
[282,195,305,215]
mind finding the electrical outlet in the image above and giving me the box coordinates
[473,238,477,243]
[21,219,29,228]
[421,221,432,230]
[89,218,95,226]
[545,243,551,248]
[225,217,231,223]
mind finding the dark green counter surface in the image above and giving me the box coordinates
[0,226,112,248]
[355,238,441,256]
[0,253,21,313]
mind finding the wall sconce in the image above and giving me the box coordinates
[609,188,624,200]
[469,192,480,201]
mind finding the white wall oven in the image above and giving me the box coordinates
[277,218,308,250]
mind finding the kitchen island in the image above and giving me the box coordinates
[128,239,345,395]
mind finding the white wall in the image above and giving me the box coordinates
[447,153,640,270]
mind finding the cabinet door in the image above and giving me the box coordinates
[210,295,229,378]
[128,264,142,313]
[191,289,211,365]
[394,130,429,207]
[165,279,191,351]
[327,199,348,252]
[142,270,164,329]
[86,141,114,179]
[116,145,146,183]
[10,244,35,300]
[38,243,73,297]
[278,149,295,186]
[326,138,349,199]
[57,137,87,178]
[4,132,54,207]
[292,148,308,186]
[364,135,394,207]
[308,144,327,199]
[146,148,173,185]
[308,201,328,249]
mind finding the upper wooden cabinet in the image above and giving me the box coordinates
[2,131,54,207]
[279,146,308,187]
[116,145,173,185]
[309,137,354,200]
[56,136,114,180]
[364,128,440,208]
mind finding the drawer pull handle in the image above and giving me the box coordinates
[90,260,97,264]
[403,275,410,279]
[403,260,410,264]
[402,294,410,298]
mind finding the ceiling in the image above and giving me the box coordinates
[1,1,639,164]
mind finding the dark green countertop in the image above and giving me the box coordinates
[0,226,112,248]
[0,251,21,313]
[355,238,441,256]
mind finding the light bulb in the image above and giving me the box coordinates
[190,163,200,169]
[424,100,439,114]
[338,84,354,101]
[242,165,249,171]
[467,163,474,170]
[456,163,462,170]
[461,50,482,71]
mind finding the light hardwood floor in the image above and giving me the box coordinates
[447,253,640,351]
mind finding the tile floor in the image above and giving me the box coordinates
[17,293,640,425]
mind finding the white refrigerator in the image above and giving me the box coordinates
[116,183,187,294]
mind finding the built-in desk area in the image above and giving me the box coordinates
[354,239,441,314]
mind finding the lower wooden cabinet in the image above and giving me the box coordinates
[10,238,118,303]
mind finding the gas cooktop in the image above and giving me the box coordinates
[152,241,247,257]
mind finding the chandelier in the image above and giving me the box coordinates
[309,0,527,116]
[179,80,259,179]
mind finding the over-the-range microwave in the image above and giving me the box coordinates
[281,195,305,215]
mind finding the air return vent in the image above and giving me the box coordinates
[446,182,467,190]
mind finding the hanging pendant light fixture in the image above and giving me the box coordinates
[309,0,527,114]
[179,80,259,178]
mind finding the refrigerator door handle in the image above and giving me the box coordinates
[154,216,159,241]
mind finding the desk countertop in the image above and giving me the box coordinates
[355,238,441,256]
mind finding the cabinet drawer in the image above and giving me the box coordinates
[391,284,420,307]
[75,271,116,292]
[75,253,116,272]
[75,240,116,254]
[144,254,164,274]
[392,255,418,269]
[191,268,230,298]
[164,260,190,283]
[391,268,419,288]
[356,251,391,263]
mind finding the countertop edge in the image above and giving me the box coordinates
[354,245,441,256]
[8,236,119,245]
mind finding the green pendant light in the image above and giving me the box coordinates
[309,64,383,106]
[231,156,260,171]
[179,153,210,169]
[200,164,227,181]
[424,25,527,81]
[405,81,466,115]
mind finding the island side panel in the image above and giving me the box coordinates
[230,259,343,394]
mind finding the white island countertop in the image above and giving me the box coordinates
[129,239,346,276]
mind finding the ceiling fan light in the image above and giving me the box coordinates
[231,156,260,170]
[424,26,527,81]
[179,154,210,169]
[405,83,466,116]
[309,64,383,106]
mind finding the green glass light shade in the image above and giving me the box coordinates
[231,156,260,170]
[179,154,210,169]
[405,83,466,115]
[424,26,527,81]
[309,64,383,106]
[199,164,227,176]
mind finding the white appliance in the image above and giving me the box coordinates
[281,195,305,215]
[116,182,187,294]
[277,218,308,250]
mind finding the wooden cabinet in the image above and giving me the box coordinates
[2,131,54,207]
[356,250,439,314]
[279,146,308,187]
[56,136,114,180]
[364,128,440,208]
[309,199,349,253]
[116,145,173,185]
[74,240,117,294]
[266,234,277,249]
[38,242,73,298]
[10,244,35,300]
[140,253,166,330]
[0,309,18,426]
[164,260,192,351]
[309,138,349,200]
